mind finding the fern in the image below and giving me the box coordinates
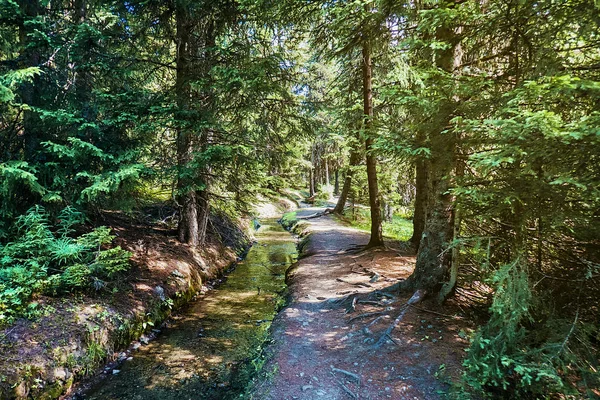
[0,207,132,325]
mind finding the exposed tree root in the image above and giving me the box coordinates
[348,311,383,323]
[336,278,372,288]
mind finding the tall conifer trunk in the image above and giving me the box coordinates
[73,0,94,141]
[175,1,199,245]
[362,41,384,248]
[410,152,428,250]
[17,0,41,159]
[409,11,460,297]
[334,151,359,214]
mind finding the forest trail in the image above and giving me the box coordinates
[251,205,471,399]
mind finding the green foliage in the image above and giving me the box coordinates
[337,209,413,242]
[0,206,131,325]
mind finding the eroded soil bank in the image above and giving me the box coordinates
[0,198,295,400]
[248,206,474,399]
[76,219,297,399]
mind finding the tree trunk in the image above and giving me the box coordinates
[175,2,199,245]
[334,151,360,214]
[73,0,94,140]
[324,158,330,186]
[406,6,461,295]
[195,20,217,246]
[362,41,384,248]
[309,144,316,196]
[410,155,428,250]
[17,0,41,159]
[410,132,455,292]
[334,169,339,195]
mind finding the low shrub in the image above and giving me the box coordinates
[0,206,131,325]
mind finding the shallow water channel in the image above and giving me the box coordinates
[84,219,297,400]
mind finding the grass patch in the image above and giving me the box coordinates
[335,208,413,242]
[280,212,298,230]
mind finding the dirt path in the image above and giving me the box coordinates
[250,206,471,399]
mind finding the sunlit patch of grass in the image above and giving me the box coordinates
[335,209,413,242]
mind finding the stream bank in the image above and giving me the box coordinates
[0,197,296,400]
[79,218,298,400]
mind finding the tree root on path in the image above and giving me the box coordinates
[373,290,426,349]
[336,278,372,288]
[348,311,383,323]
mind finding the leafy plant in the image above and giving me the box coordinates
[0,206,131,325]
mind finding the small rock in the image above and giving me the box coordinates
[126,357,133,361]
[302,385,314,391]
[299,372,304,377]
[112,370,120,375]
[385,387,391,392]
[154,285,166,301]
[140,336,150,345]
[171,270,185,278]
[316,390,326,396]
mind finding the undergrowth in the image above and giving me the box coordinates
[335,208,413,242]
[0,206,131,326]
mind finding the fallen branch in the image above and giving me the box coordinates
[373,290,426,349]
[348,311,383,323]
[357,300,385,306]
[330,372,359,399]
[337,278,372,288]
[331,367,361,384]
[408,304,464,319]
[362,315,389,335]
[297,208,334,220]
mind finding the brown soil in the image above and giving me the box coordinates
[0,212,247,400]
[250,206,474,399]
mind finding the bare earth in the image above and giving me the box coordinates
[250,206,472,400]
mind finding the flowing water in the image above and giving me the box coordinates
[83,219,297,400]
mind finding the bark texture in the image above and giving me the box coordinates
[410,156,428,250]
[362,41,384,248]
[333,151,360,214]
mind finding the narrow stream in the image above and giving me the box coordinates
[83,219,297,400]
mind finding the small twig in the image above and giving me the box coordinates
[374,290,426,349]
[331,367,361,384]
[363,315,389,335]
[552,309,579,360]
[358,300,385,306]
[408,305,464,319]
[348,311,383,323]
[330,372,359,399]
[345,296,358,314]
[336,278,372,288]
